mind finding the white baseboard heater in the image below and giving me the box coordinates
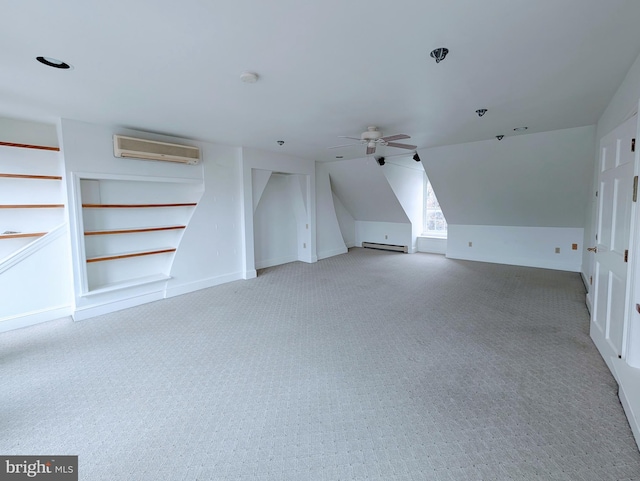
[362,242,408,253]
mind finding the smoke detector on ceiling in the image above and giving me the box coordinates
[240,71,259,83]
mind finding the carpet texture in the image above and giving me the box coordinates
[1,248,639,480]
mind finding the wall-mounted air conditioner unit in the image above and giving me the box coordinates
[113,135,200,165]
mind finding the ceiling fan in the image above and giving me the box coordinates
[329,126,417,155]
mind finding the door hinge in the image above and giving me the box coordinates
[634,176,638,202]
[595,190,598,197]
[632,138,636,152]
[625,249,629,262]
[589,275,593,285]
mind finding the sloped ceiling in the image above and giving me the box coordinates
[2,1,640,162]
[326,158,409,223]
[420,125,596,227]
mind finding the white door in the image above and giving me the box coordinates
[591,115,636,364]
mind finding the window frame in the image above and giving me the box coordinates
[422,174,447,238]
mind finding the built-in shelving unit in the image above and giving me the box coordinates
[0,143,64,260]
[77,177,201,294]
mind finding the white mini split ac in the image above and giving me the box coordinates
[113,135,200,165]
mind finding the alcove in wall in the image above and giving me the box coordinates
[253,170,310,269]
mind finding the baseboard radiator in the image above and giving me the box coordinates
[362,242,408,253]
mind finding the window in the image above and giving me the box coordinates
[423,174,447,237]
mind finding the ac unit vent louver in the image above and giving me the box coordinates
[113,135,200,165]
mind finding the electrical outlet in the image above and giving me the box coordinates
[555,247,560,254]
[572,243,578,250]
[385,235,388,239]
[468,241,472,247]
[306,224,309,229]
[303,243,306,248]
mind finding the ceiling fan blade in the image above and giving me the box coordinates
[386,142,418,150]
[328,143,359,149]
[381,134,410,142]
[366,145,376,155]
[338,136,362,141]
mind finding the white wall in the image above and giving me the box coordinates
[0,116,59,147]
[60,119,246,319]
[355,221,412,249]
[315,162,348,259]
[332,192,355,248]
[417,236,447,255]
[420,125,595,271]
[0,120,73,331]
[382,161,424,252]
[0,228,73,332]
[421,126,596,228]
[241,147,316,278]
[166,143,243,298]
[324,158,412,251]
[325,158,409,223]
[253,174,299,269]
[447,225,583,272]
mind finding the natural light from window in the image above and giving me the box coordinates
[423,174,447,238]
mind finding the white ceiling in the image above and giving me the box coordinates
[3,0,640,162]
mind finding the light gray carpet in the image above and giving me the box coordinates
[1,248,639,480]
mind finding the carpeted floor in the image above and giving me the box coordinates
[1,248,639,480]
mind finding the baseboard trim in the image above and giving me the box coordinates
[243,269,257,280]
[0,305,73,333]
[611,360,640,451]
[73,291,164,321]
[164,272,244,298]
[317,246,348,260]
[585,292,593,315]
[255,255,299,270]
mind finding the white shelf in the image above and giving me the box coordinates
[82,274,171,296]
[84,225,186,236]
[86,247,177,263]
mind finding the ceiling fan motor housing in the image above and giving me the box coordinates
[361,126,382,141]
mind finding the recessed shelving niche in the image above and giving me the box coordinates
[77,176,201,294]
[0,144,64,260]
